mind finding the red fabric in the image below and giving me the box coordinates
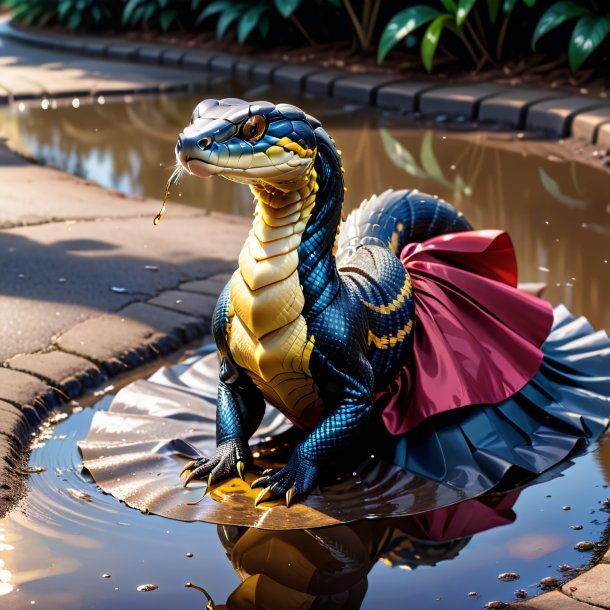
[377,230,554,435]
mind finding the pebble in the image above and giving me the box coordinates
[136,584,159,592]
[484,602,507,609]
[539,577,559,589]
[574,541,596,552]
[514,589,528,598]
[498,572,520,582]
[558,564,574,572]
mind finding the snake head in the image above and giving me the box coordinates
[176,98,320,188]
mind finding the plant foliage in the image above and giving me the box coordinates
[532,1,610,72]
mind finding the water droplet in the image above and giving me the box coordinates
[574,541,595,551]
[498,572,520,582]
[102,574,111,579]
[144,265,159,271]
[467,592,478,597]
[185,552,193,558]
[18,102,26,112]
[111,286,128,293]
[97,96,106,105]
[72,98,80,109]
[41,99,49,110]
[58,278,66,283]
[136,584,158,592]
[538,266,550,273]
[562,506,571,511]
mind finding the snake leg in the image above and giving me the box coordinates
[250,447,319,507]
[180,440,249,488]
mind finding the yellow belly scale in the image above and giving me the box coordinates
[228,170,325,428]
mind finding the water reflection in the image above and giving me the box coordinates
[0,92,608,329]
[212,494,519,610]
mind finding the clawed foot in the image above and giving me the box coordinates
[250,448,319,508]
[179,440,248,499]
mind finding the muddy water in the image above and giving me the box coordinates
[0,89,608,331]
[1,84,610,609]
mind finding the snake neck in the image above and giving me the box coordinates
[231,136,344,339]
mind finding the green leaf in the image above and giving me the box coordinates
[502,0,517,12]
[198,0,232,23]
[487,0,499,23]
[143,3,155,21]
[274,0,301,18]
[217,5,243,38]
[521,0,536,6]
[238,5,267,43]
[67,11,81,30]
[532,1,591,49]
[377,5,442,63]
[57,0,72,19]
[159,8,176,31]
[259,14,270,38]
[421,14,452,71]
[569,15,610,72]
[439,0,457,13]
[122,0,142,26]
[456,0,476,27]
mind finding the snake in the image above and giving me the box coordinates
[173,98,472,506]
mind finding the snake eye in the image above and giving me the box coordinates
[241,115,266,142]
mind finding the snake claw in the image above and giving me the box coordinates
[254,486,274,507]
[285,487,295,508]
[236,460,245,480]
[250,476,269,489]
[179,460,196,478]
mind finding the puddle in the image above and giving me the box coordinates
[0,385,608,609]
[0,78,609,609]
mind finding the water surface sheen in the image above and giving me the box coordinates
[0,397,607,609]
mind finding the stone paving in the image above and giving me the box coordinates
[0,20,609,609]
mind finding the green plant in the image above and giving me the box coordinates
[377,0,536,71]
[193,0,272,44]
[532,1,610,72]
[57,0,115,29]
[3,0,56,26]
[122,0,179,32]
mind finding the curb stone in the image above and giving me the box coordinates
[3,21,610,143]
[0,275,229,518]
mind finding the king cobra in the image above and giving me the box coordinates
[174,98,472,506]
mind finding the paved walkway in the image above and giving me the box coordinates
[0,22,609,610]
